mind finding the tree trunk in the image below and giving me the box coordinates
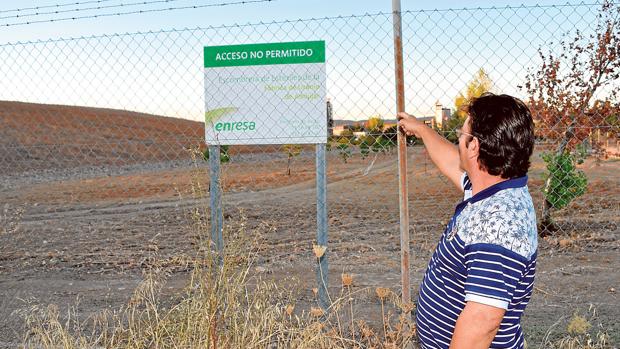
[540,196,555,236]
[287,156,291,176]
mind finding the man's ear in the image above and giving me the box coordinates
[467,137,479,158]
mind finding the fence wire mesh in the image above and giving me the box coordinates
[0,2,618,293]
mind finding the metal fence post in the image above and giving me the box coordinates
[392,0,412,311]
[316,143,329,311]
[208,145,224,259]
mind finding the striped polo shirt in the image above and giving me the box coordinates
[416,173,537,349]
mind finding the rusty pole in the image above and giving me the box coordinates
[392,0,411,311]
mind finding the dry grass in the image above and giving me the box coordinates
[14,215,619,348]
[20,212,417,348]
[19,151,418,349]
[537,305,613,349]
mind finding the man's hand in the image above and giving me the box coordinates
[397,111,463,190]
[397,111,425,138]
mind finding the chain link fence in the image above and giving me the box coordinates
[0,3,618,281]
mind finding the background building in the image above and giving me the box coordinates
[434,101,452,130]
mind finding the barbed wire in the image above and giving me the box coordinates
[1,2,606,46]
[2,0,608,16]
[1,0,277,27]
[411,1,615,12]
[0,0,118,14]
[0,0,195,21]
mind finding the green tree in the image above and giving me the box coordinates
[359,139,371,159]
[541,152,587,210]
[340,128,355,139]
[358,135,376,159]
[337,138,352,163]
[371,135,395,153]
[350,122,365,132]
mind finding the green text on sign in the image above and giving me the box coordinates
[204,41,325,68]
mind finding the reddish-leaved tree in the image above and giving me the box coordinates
[525,1,619,234]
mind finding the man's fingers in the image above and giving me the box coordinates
[399,124,410,135]
[397,111,410,120]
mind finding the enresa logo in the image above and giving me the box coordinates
[214,121,256,132]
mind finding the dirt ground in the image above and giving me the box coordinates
[0,147,618,348]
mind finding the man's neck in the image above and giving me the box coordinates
[468,170,506,196]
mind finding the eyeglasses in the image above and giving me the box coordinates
[455,128,482,141]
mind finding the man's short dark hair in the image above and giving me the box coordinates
[467,93,534,179]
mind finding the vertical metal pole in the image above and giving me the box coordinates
[208,145,224,258]
[316,143,329,311]
[392,0,411,310]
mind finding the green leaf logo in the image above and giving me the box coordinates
[205,107,238,124]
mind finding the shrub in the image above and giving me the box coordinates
[203,145,230,163]
[336,138,352,163]
[371,135,395,153]
[283,144,303,175]
[541,152,587,210]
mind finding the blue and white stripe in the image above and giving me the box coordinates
[416,174,537,349]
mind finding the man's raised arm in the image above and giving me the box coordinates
[397,112,463,190]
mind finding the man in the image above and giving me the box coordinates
[398,93,537,349]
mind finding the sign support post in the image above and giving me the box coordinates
[208,145,224,260]
[316,143,329,311]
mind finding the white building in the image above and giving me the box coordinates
[434,101,452,130]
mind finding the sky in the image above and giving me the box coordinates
[0,0,607,121]
[0,0,584,44]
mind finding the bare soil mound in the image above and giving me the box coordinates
[0,101,204,174]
